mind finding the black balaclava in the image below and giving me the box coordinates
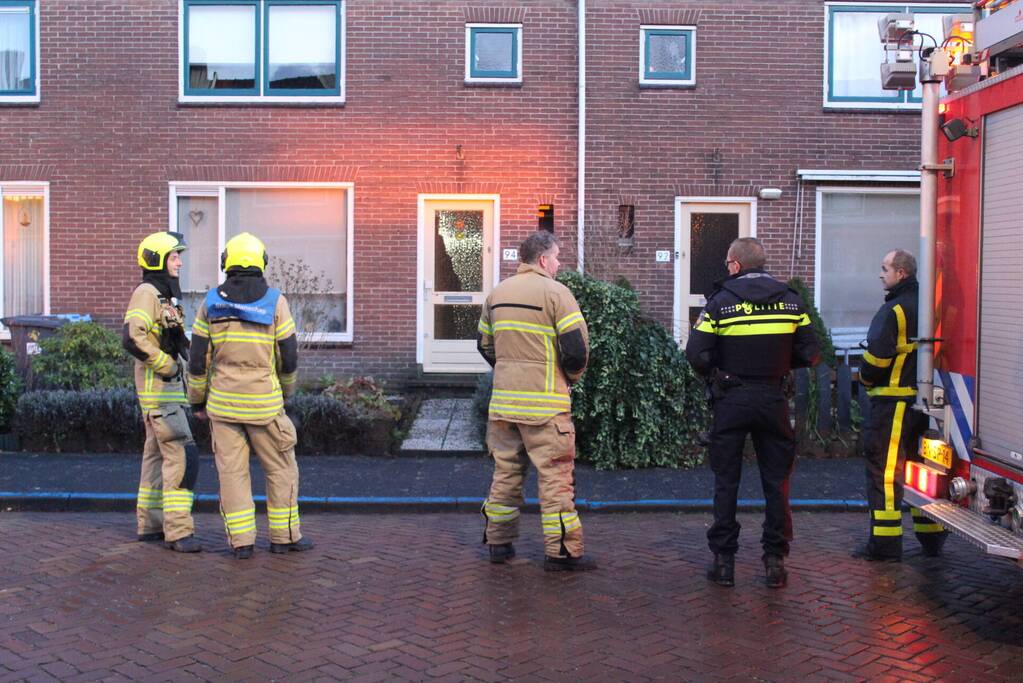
[142,252,183,301]
[218,266,269,304]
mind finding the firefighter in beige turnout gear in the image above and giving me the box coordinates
[477,231,595,571]
[187,232,312,559]
[123,231,201,553]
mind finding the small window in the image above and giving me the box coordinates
[538,204,553,232]
[0,185,48,323]
[640,26,695,86]
[0,1,38,102]
[182,0,344,103]
[465,24,522,83]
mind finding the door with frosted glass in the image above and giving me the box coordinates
[423,200,494,373]
[677,202,752,343]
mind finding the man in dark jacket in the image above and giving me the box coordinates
[686,238,820,588]
[855,249,947,561]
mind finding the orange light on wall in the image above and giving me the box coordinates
[906,461,949,499]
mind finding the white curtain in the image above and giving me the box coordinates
[176,196,219,323]
[267,4,336,81]
[831,11,889,99]
[3,196,44,316]
[0,8,30,91]
[187,4,255,82]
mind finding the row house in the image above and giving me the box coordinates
[0,0,969,382]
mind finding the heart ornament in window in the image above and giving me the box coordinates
[189,210,205,227]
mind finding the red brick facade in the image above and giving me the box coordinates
[0,1,960,381]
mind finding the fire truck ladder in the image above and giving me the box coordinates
[918,501,1023,561]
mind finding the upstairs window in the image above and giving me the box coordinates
[640,26,696,86]
[181,0,344,103]
[0,0,38,102]
[465,24,522,84]
[825,3,970,109]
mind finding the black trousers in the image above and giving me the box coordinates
[864,399,948,557]
[707,383,795,557]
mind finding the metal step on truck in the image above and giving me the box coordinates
[877,0,1023,565]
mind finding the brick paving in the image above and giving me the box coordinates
[0,511,1021,682]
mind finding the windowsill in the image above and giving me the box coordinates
[0,97,40,106]
[639,82,696,90]
[463,80,523,88]
[823,103,923,114]
[178,96,345,107]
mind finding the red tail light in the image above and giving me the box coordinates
[906,461,949,499]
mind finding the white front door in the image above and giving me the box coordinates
[675,199,755,343]
[422,199,495,373]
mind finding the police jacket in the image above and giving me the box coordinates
[859,277,918,401]
[477,263,589,425]
[186,283,298,424]
[685,270,820,383]
[123,283,187,413]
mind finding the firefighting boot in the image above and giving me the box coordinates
[162,535,202,553]
[234,545,254,560]
[489,543,516,564]
[707,554,735,587]
[764,554,788,589]
[138,531,164,542]
[270,537,315,554]
[543,554,598,572]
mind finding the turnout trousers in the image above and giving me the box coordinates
[482,416,583,558]
[136,404,199,542]
[707,383,795,558]
[864,399,947,557]
[210,413,302,549]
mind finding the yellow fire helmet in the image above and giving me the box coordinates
[221,232,268,272]
[137,231,187,271]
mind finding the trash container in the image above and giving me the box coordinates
[1,315,70,390]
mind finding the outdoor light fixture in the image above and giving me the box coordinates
[878,13,914,44]
[941,117,979,141]
[758,188,782,200]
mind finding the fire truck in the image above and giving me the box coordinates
[883,0,1023,564]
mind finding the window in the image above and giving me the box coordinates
[0,0,38,102]
[465,24,522,83]
[640,25,695,86]
[181,0,344,103]
[815,188,918,329]
[825,3,970,108]
[0,183,48,323]
[171,183,354,341]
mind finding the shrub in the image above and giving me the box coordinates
[32,321,131,390]
[286,392,398,455]
[0,346,21,432]
[15,389,143,452]
[321,376,401,420]
[787,277,837,369]
[473,272,709,470]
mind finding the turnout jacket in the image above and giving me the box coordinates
[186,288,299,424]
[123,283,187,413]
[477,263,589,425]
[859,277,918,401]
[685,270,820,383]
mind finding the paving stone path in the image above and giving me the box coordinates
[1,511,1021,681]
[400,399,483,454]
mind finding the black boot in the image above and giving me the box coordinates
[764,554,787,589]
[270,537,315,554]
[706,554,735,587]
[234,545,254,559]
[919,536,946,557]
[544,555,598,572]
[138,531,164,542]
[489,543,516,564]
[162,535,202,553]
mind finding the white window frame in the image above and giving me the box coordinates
[464,23,523,84]
[177,0,347,105]
[0,182,50,339]
[169,181,355,342]
[813,185,921,322]
[0,1,41,104]
[639,25,697,87]
[823,2,971,110]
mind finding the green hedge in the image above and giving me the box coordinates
[32,321,131,390]
[788,277,837,369]
[0,346,21,432]
[475,272,709,470]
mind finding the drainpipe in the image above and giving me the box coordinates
[577,0,586,273]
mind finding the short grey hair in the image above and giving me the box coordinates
[727,237,767,270]
[889,249,917,278]
[520,230,559,264]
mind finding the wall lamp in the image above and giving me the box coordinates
[941,117,978,142]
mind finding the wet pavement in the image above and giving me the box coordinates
[1,511,1021,682]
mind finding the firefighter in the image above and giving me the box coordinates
[855,249,948,561]
[187,232,311,559]
[477,230,595,571]
[123,231,201,553]
[686,238,819,588]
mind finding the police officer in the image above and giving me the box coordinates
[855,249,947,561]
[686,238,819,588]
[123,231,201,553]
[477,230,595,571]
[187,232,312,559]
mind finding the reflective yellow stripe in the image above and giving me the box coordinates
[192,320,210,336]
[209,387,283,400]
[152,351,169,371]
[478,320,493,335]
[716,313,805,326]
[715,323,798,337]
[275,319,296,339]
[863,351,892,368]
[490,394,570,406]
[224,508,255,520]
[914,522,944,534]
[872,526,903,537]
[867,386,916,397]
[489,404,564,417]
[492,389,571,399]
[695,319,716,333]
[873,509,902,520]
[797,313,812,327]
[492,321,556,336]
[884,401,906,512]
[556,312,584,333]
[125,309,154,327]
[544,335,555,393]
[207,402,283,418]
[210,334,274,346]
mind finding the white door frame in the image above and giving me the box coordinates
[416,194,501,366]
[673,196,757,343]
